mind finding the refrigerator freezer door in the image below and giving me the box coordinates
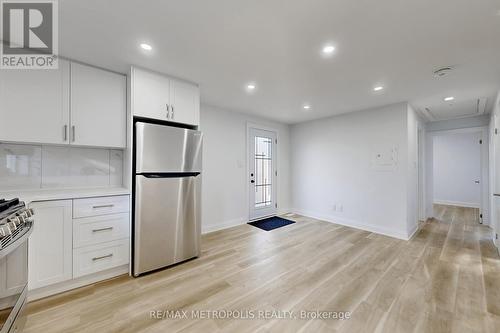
[133,174,201,276]
[135,122,203,173]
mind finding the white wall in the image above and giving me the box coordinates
[489,92,500,247]
[433,132,482,208]
[406,105,426,236]
[290,102,414,240]
[200,105,291,233]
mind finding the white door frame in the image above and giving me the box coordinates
[417,126,426,221]
[427,126,489,224]
[246,123,278,221]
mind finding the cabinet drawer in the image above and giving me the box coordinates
[73,195,129,218]
[73,213,129,248]
[73,239,129,278]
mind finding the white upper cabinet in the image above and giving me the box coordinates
[70,63,127,148]
[131,67,200,126]
[131,67,170,121]
[170,78,200,126]
[0,59,127,148]
[0,59,70,144]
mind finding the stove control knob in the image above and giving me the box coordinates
[17,211,27,219]
[0,226,11,237]
[29,208,35,216]
[7,221,17,231]
[10,216,23,225]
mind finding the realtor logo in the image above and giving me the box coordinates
[1,0,58,69]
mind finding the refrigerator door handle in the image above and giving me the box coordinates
[138,172,201,178]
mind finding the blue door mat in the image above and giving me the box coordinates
[248,216,295,231]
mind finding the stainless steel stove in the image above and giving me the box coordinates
[0,199,34,333]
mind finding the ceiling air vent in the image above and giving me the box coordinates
[433,67,454,78]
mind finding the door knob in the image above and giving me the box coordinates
[250,180,255,183]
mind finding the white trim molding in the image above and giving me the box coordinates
[433,200,480,209]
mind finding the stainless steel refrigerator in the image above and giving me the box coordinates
[133,121,202,276]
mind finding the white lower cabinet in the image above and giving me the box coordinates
[28,195,130,294]
[73,239,129,278]
[73,213,129,248]
[73,195,129,218]
[28,200,73,290]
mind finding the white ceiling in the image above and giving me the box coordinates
[59,0,500,124]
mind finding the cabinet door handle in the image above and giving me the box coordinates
[92,254,113,261]
[71,125,75,142]
[171,105,174,119]
[63,125,68,141]
[92,204,114,209]
[166,104,170,119]
[92,227,113,233]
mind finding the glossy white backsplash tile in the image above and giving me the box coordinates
[69,148,110,187]
[0,143,123,190]
[110,150,123,186]
[0,144,42,190]
[41,146,110,188]
[40,146,70,188]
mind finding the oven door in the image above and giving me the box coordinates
[0,236,29,333]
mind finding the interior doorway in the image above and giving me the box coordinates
[429,127,488,224]
[248,127,277,221]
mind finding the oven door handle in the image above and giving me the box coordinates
[0,223,33,259]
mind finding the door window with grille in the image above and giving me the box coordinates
[249,128,277,220]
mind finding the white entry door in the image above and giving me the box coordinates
[249,128,277,220]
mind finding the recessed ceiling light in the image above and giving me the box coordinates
[373,86,384,92]
[444,96,455,102]
[140,43,152,51]
[303,105,311,110]
[322,45,335,54]
[245,83,257,93]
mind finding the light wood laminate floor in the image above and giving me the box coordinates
[24,205,500,332]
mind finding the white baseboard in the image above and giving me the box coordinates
[406,223,420,241]
[28,265,129,302]
[292,209,410,240]
[433,200,480,208]
[202,217,247,234]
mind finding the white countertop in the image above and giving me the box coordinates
[0,187,130,204]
